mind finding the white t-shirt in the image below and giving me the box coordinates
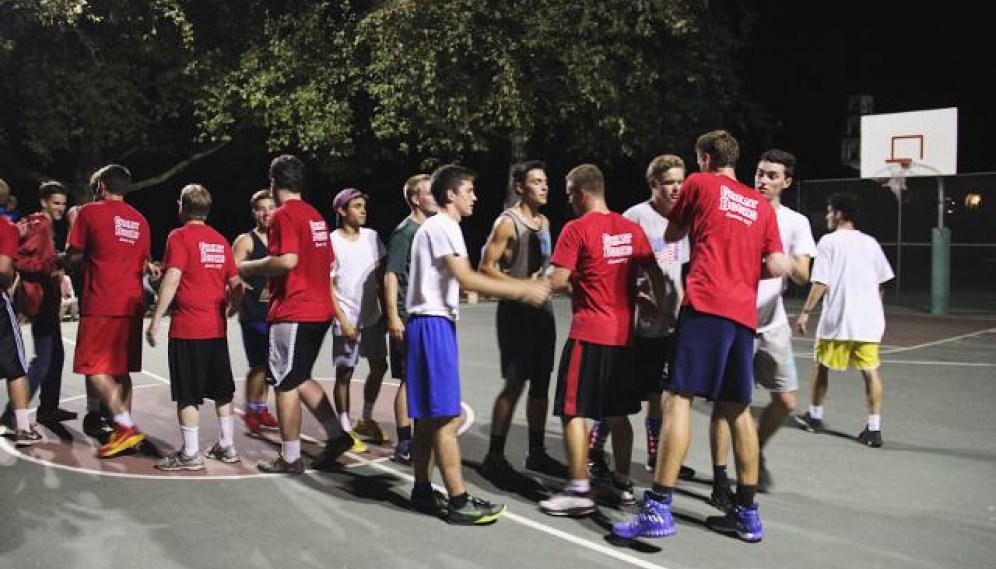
[623,201,689,337]
[811,228,895,342]
[756,205,818,333]
[406,213,468,321]
[331,227,386,328]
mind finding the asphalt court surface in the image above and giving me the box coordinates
[1,296,994,569]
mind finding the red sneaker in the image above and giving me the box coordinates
[258,408,279,429]
[244,410,262,435]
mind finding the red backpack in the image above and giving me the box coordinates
[13,212,58,319]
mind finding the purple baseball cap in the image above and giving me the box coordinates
[333,187,368,210]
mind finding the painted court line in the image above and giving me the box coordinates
[352,453,675,569]
[880,327,996,354]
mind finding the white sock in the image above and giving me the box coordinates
[180,425,199,456]
[569,478,591,493]
[113,412,135,428]
[218,415,234,447]
[809,405,824,419]
[362,402,374,421]
[87,397,100,413]
[339,412,353,432]
[867,414,881,431]
[14,409,30,431]
[282,440,301,462]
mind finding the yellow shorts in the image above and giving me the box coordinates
[814,339,880,371]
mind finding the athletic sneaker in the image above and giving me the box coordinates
[36,407,78,424]
[347,430,367,453]
[524,449,568,478]
[312,432,354,471]
[257,454,305,474]
[97,425,145,458]
[244,409,278,435]
[204,442,241,464]
[446,496,506,525]
[354,418,390,444]
[857,427,883,448]
[645,455,697,480]
[706,503,764,543]
[480,453,518,482]
[610,472,637,506]
[539,489,597,517]
[587,449,611,481]
[794,412,825,433]
[708,483,735,514]
[611,491,676,539]
[410,488,448,517]
[12,427,43,447]
[82,412,114,440]
[156,451,206,471]
[392,438,412,466]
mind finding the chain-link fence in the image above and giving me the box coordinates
[784,172,995,314]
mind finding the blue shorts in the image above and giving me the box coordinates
[405,315,461,418]
[670,307,755,404]
[240,320,269,369]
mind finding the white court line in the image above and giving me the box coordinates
[880,327,996,354]
[350,452,674,569]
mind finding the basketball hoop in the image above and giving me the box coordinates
[883,158,911,199]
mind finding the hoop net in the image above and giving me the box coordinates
[883,158,911,199]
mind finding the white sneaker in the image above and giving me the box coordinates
[539,489,596,517]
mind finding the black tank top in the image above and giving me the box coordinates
[239,231,269,323]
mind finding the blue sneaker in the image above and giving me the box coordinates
[611,491,676,539]
[392,439,412,465]
[706,503,764,543]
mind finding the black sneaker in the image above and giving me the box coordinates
[13,427,43,447]
[257,454,305,474]
[587,449,611,481]
[446,496,506,525]
[609,472,637,506]
[82,412,114,440]
[857,427,883,448]
[793,412,825,434]
[410,488,448,517]
[36,407,78,424]
[312,432,354,471]
[708,483,735,514]
[392,438,412,466]
[758,455,772,493]
[679,464,697,480]
[524,449,568,478]
[480,453,518,482]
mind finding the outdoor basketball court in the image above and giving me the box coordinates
[2,296,994,569]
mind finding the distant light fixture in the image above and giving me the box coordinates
[965,193,982,211]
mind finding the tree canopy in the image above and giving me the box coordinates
[0,0,764,195]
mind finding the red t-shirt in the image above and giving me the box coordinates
[162,223,237,339]
[550,210,654,346]
[0,217,19,285]
[667,172,783,330]
[267,199,335,323]
[68,200,150,317]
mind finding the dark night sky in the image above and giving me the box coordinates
[747,1,988,180]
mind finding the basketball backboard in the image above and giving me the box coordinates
[860,107,958,178]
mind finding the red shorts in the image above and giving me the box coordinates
[73,315,143,375]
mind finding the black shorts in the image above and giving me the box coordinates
[0,295,27,380]
[167,337,236,407]
[496,300,556,386]
[267,321,331,392]
[240,320,269,369]
[553,339,640,419]
[632,335,676,396]
[389,334,407,381]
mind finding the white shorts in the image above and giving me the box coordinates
[753,323,798,393]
